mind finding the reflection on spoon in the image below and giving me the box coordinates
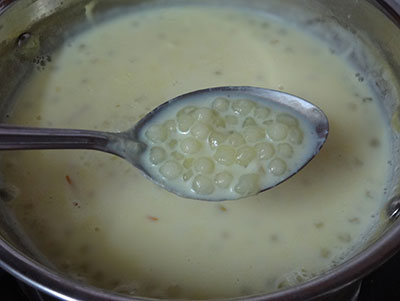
[0,86,328,201]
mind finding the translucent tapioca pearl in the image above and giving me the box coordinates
[225,115,239,125]
[255,142,275,160]
[149,146,166,165]
[234,174,260,196]
[258,165,267,175]
[191,122,211,140]
[268,158,287,176]
[276,113,299,127]
[177,106,197,117]
[214,171,233,189]
[180,137,201,154]
[214,145,236,166]
[243,126,265,143]
[192,175,215,195]
[277,143,293,158]
[193,157,215,174]
[320,248,331,259]
[254,106,271,119]
[262,119,274,127]
[226,132,245,147]
[236,146,256,167]
[183,158,194,169]
[213,116,226,128]
[177,113,195,133]
[288,127,304,144]
[232,99,256,116]
[159,161,182,180]
[208,131,227,149]
[242,117,257,127]
[267,123,288,141]
[167,139,177,149]
[337,233,352,243]
[164,119,176,133]
[171,151,184,161]
[212,97,229,112]
[182,170,193,182]
[193,108,217,123]
[145,124,168,142]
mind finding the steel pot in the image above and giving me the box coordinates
[0,0,399,300]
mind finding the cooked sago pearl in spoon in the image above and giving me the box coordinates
[140,94,317,201]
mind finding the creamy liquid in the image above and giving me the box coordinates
[139,91,320,200]
[1,5,391,299]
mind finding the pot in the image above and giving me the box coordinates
[0,0,400,300]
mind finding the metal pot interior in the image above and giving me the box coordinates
[0,0,399,300]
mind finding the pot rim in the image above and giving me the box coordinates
[0,0,400,300]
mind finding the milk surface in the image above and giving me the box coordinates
[1,5,391,299]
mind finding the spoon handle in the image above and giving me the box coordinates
[0,124,112,152]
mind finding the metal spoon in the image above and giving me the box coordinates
[0,86,329,201]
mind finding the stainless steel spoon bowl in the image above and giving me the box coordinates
[0,86,329,200]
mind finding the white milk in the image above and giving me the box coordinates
[1,5,391,299]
